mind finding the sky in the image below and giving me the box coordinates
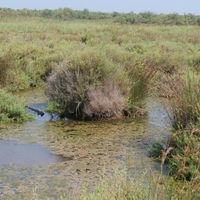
[0,0,199,15]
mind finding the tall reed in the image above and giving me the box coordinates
[167,70,200,130]
[125,57,157,116]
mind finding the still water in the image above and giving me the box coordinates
[0,88,170,199]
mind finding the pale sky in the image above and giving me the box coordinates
[0,0,199,15]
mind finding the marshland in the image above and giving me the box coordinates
[0,8,200,199]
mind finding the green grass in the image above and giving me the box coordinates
[1,17,200,93]
[166,70,200,130]
[0,89,34,123]
[1,15,200,195]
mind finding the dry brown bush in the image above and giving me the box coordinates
[83,84,125,119]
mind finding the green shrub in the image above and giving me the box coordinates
[168,128,200,181]
[80,33,93,44]
[45,47,157,119]
[148,141,167,159]
[149,128,200,182]
[0,47,43,91]
[0,89,34,123]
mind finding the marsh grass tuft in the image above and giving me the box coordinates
[0,50,15,87]
[168,128,200,181]
[149,129,200,195]
[125,57,157,116]
[166,70,200,130]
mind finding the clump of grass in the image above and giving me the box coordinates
[168,128,200,181]
[0,89,34,123]
[148,143,199,199]
[149,126,200,192]
[167,70,200,130]
[189,52,200,72]
[125,57,157,116]
[0,50,15,87]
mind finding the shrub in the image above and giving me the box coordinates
[168,128,200,181]
[80,33,93,44]
[0,47,42,91]
[45,49,157,119]
[149,128,200,181]
[148,141,167,160]
[0,89,34,123]
[45,50,128,119]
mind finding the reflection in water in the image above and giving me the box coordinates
[0,140,72,166]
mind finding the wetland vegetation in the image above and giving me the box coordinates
[0,8,200,199]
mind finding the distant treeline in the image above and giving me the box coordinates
[1,7,200,25]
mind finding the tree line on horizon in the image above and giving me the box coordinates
[1,7,200,25]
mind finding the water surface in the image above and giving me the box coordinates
[0,140,71,166]
[0,88,170,199]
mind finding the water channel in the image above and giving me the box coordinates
[0,88,170,199]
